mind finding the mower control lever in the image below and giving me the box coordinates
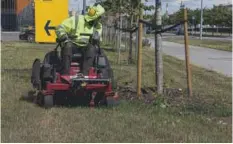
[80,33,92,36]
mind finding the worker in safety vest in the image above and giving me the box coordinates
[55,4,105,75]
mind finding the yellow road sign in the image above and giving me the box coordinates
[35,0,68,43]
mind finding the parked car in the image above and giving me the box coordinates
[19,26,35,43]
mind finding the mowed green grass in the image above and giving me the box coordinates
[163,37,232,51]
[1,41,232,143]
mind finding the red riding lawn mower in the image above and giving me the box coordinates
[31,31,119,108]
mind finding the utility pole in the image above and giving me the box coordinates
[137,0,143,97]
[155,0,163,94]
[200,0,203,40]
[83,0,86,14]
[192,16,195,36]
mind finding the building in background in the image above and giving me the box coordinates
[1,0,34,31]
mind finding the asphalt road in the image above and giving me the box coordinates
[1,32,20,41]
[149,38,232,77]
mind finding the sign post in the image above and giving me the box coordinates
[35,0,68,43]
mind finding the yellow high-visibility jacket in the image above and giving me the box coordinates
[55,4,105,46]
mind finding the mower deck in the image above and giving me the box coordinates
[33,61,118,108]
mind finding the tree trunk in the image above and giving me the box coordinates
[135,15,139,60]
[128,15,134,63]
[108,26,110,43]
[128,32,133,63]
[114,27,117,51]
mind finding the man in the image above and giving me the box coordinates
[55,4,105,75]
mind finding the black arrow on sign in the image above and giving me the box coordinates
[44,20,56,36]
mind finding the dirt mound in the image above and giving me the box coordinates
[117,86,184,105]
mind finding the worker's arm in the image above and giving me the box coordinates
[55,16,75,39]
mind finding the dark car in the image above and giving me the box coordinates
[146,26,154,34]
[19,27,35,42]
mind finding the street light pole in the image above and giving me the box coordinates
[83,0,86,14]
[192,16,195,36]
[200,0,203,40]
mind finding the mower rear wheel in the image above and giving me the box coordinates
[44,95,54,108]
[94,92,107,107]
[31,59,41,90]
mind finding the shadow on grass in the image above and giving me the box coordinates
[19,90,116,109]
[19,91,37,104]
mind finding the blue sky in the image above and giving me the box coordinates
[69,0,232,14]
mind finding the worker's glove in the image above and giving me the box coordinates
[56,34,68,43]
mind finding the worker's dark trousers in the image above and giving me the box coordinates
[61,42,96,75]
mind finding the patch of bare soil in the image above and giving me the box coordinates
[117,85,185,105]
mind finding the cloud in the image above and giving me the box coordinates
[69,0,232,14]
[69,0,96,11]
[161,0,232,14]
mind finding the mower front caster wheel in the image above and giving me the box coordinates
[44,95,54,108]
[37,93,54,108]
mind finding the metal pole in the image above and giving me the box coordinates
[200,0,203,40]
[118,14,122,64]
[137,1,143,97]
[192,16,194,36]
[155,0,163,94]
[115,28,118,51]
[125,19,128,51]
[184,8,193,97]
[83,0,86,14]
[117,0,122,64]
[135,25,138,60]
[120,14,122,50]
